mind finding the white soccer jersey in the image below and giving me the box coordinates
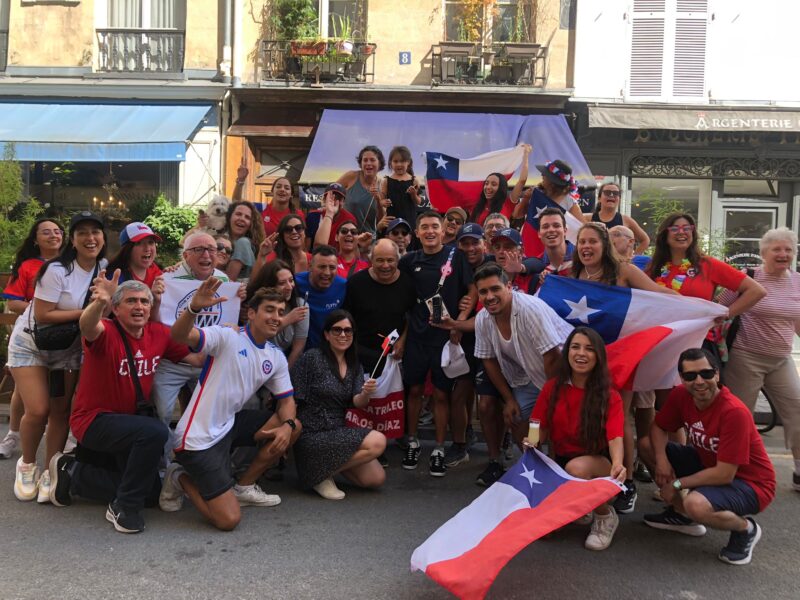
[174,325,293,452]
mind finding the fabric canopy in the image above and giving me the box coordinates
[299,109,593,187]
[589,105,800,132]
[0,102,214,161]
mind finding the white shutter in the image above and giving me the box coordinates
[629,0,666,97]
[672,0,707,97]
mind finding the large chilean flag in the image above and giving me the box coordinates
[411,448,624,600]
[425,146,525,213]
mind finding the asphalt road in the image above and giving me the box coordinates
[0,424,797,600]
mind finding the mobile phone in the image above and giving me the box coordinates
[49,369,65,397]
[431,296,443,324]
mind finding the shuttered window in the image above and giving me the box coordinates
[628,0,707,99]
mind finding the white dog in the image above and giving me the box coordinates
[206,194,230,233]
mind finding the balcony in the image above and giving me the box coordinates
[0,30,7,72]
[431,41,548,87]
[259,40,377,85]
[96,29,185,74]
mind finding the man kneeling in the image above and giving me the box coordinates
[163,281,302,531]
[640,348,776,565]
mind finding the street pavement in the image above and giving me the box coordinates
[0,423,797,600]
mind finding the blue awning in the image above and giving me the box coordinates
[0,102,214,162]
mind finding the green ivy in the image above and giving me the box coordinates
[143,194,196,257]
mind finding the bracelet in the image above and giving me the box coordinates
[323,215,333,221]
[186,303,201,316]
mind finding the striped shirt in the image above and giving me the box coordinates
[475,292,573,389]
[721,267,800,357]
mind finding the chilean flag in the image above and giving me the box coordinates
[537,276,728,390]
[520,188,582,258]
[411,448,624,600]
[425,147,525,213]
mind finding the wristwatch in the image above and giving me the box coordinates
[282,419,297,431]
[672,479,683,491]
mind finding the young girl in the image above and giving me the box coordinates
[380,146,422,228]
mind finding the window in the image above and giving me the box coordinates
[630,177,705,241]
[0,0,9,72]
[445,0,534,43]
[493,0,531,42]
[107,0,185,29]
[319,0,367,39]
[444,1,481,42]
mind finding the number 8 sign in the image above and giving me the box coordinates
[399,51,411,65]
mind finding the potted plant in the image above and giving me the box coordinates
[330,13,354,57]
[271,0,322,67]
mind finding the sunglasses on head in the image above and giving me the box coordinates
[283,224,305,233]
[680,368,716,382]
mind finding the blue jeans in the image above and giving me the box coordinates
[72,413,167,512]
[152,359,200,455]
[513,382,541,423]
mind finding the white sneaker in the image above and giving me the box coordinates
[574,513,594,526]
[14,458,39,501]
[0,431,20,459]
[233,483,281,507]
[63,432,78,455]
[37,470,51,504]
[313,477,346,500]
[585,507,619,551]
[159,463,186,512]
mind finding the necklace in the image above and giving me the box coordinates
[584,266,602,280]
[655,259,692,291]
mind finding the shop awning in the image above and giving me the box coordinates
[299,110,594,187]
[0,102,214,162]
[588,105,800,132]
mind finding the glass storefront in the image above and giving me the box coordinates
[629,177,707,241]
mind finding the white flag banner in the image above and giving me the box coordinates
[159,279,242,327]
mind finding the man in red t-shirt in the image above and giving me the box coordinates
[640,347,776,566]
[46,271,200,534]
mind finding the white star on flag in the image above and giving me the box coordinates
[564,295,601,324]
[434,155,448,170]
[519,463,542,488]
[534,204,548,219]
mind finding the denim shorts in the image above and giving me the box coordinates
[666,442,760,516]
[6,324,81,370]
[512,382,540,423]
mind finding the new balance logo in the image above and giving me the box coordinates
[239,349,248,358]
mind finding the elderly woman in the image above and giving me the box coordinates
[721,227,800,491]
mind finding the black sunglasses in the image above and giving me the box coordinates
[216,244,232,255]
[282,224,305,233]
[680,368,717,382]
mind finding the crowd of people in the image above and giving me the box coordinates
[1,145,797,568]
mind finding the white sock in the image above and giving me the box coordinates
[234,483,251,492]
[745,520,755,534]
[794,459,800,474]
[7,430,20,438]
[170,468,184,492]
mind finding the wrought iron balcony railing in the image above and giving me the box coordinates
[431,41,548,87]
[96,29,185,74]
[0,30,8,72]
[259,40,376,84]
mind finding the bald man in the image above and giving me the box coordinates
[610,225,651,271]
[344,239,417,376]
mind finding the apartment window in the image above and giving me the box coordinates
[0,0,9,71]
[444,0,482,42]
[492,0,532,42]
[319,0,367,39]
[98,1,187,73]
[445,0,534,43]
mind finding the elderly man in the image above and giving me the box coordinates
[641,348,776,566]
[344,239,416,376]
[48,273,200,534]
[295,245,347,349]
[153,232,246,433]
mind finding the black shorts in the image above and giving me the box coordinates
[174,408,273,501]
[666,442,760,516]
[474,363,500,397]
[402,337,454,393]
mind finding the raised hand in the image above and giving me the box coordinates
[259,233,278,258]
[356,232,373,251]
[151,275,166,301]
[190,276,228,311]
[323,192,340,218]
[91,269,121,305]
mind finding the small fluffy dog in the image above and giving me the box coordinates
[206,194,230,233]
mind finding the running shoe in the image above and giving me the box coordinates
[643,507,707,537]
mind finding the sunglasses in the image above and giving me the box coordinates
[446,215,464,225]
[216,244,233,255]
[390,228,411,236]
[339,227,359,236]
[329,326,354,337]
[668,224,695,234]
[282,224,305,234]
[601,190,621,198]
[680,368,716,382]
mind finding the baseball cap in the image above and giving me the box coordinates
[386,218,411,234]
[325,182,347,198]
[456,223,484,241]
[69,211,104,233]
[119,222,162,246]
[493,227,522,246]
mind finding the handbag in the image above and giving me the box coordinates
[29,264,99,351]
[113,319,156,418]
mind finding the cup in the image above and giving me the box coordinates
[528,419,541,447]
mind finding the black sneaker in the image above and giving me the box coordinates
[443,443,469,467]
[718,518,762,565]
[105,500,145,534]
[633,461,653,483]
[793,472,800,492]
[377,454,389,469]
[48,452,75,507]
[476,461,505,487]
[613,481,637,514]
[465,426,477,452]
[402,441,421,470]
[501,430,513,461]
[429,449,446,477]
[643,507,707,537]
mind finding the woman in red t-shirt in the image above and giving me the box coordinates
[527,327,626,551]
[261,177,305,238]
[334,220,370,279]
[469,144,531,225]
